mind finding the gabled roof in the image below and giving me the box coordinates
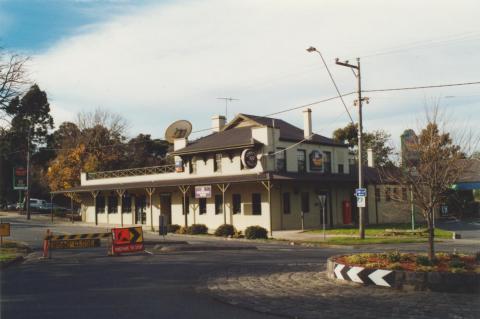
[171,112,346,156]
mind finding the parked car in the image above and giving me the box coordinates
[6,202,19,210]
[39,203,68,213]
[18,198,48,213]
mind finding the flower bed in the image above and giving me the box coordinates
[327,252,480,293]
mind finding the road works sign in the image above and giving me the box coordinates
[112,227,144,254]
[50,239,100,250]
[0,223,10,237]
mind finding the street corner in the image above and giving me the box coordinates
[203,264,480,319]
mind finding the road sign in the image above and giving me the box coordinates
[0,223,10,237]
[13,167,27,190]
[112,227,144,254]
[355,188,367,197]
[195,185,212,198]
[357,196,366,208]
[50,239,100,250]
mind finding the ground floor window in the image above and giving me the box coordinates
[215,195,223,215]
[96,196,105,213]
[199,198,207,214]
[283,192,290,214]
[182,196,190,215]
[108,195,118,214]
[232,194,241,214]
[301,192,309,213]
[122,195,132,213]
[252,193,262,215]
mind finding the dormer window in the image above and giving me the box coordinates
[189,157,197,174]
[214,153,222,172]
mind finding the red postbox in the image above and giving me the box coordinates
[342,200,352,225]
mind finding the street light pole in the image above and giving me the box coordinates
[335,57,368,239]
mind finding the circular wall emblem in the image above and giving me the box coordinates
[241,149,258,169]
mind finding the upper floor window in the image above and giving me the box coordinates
[276,148,286,172]
[214,154,222,172]
[338,164,344,174]
[232,194,241,214]
[297,149,306,173]
[252,193,262,215]
[189,157,197,174]
[324,151,332,173]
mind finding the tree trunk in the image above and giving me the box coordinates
[427,209,435,261]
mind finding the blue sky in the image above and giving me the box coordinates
[1,0,479,151]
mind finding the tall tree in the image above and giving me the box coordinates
[333,123,394,167]
[0,51,28,125]
[381,108,471,260]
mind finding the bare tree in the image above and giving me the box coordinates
[76,107,129,139]
[0,51,29,126]
[381,106,476,260]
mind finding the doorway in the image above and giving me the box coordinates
[135,195,147,224]
[160,193,172,225]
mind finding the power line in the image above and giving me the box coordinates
[363,81,480,93]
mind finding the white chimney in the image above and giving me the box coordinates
[367,148,375,167]
[212,115,226,132]
[303,108,312,139]
[174,137,187,151]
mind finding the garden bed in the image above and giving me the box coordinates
[327,252,480,293]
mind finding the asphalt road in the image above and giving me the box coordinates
[1,213,479,319]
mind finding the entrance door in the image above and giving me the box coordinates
[160,194,172,225]
[135,195,147,224]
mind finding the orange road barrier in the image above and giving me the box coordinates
[43,229,51,258]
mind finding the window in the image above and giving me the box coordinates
[214,153,222,172]
[252,193,262,215]
[276,148,286,172]
[297,149,306,173]
[283,192,291,214]
[402,187,408,201]
[324,151,332,173]
[199,198,207,215]
[182,196,190,215]
[338,164,344,174]
[122,195,132,213]
[215,195,223,215]
[375,188,381,202]
[108,195,118,214]
[385,188,391,201]
[301,192,310,213]
[232,194,241,214]
[189,157,197,174]
[96,196,105,213]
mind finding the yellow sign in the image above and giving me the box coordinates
[50,239,100,250]
[0,223,10,237]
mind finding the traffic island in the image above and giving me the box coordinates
[327,252,480,293]
[0,241,32,269]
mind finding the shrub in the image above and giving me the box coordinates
[364,262,384,269]
[188,224,208,235]
[245,226,268,239]
[448,259,466,269]
[386,250,402,263]
[167,224,181,233]
[214,224,235,237]
[177,226,188,234]
[345,254,368,265]
[416,255,434,266]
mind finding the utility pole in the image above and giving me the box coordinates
[335,57,368,239]
[26,126,31,220]
[216,97,239,120]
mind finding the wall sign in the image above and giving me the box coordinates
[195,185,212,198]
[241,149,258,169]
[309,150,324,171]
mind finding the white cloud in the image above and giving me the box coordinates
[30,0,480,148]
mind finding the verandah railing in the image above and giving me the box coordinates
[86,164,176,180]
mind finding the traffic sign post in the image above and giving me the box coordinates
[355,188,367,197]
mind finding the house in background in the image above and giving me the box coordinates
[53,109,365,233]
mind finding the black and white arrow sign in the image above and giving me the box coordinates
[333,263,395,287]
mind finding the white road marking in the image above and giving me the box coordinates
[347,266,364,283]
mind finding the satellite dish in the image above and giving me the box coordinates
[164,120,192,143]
